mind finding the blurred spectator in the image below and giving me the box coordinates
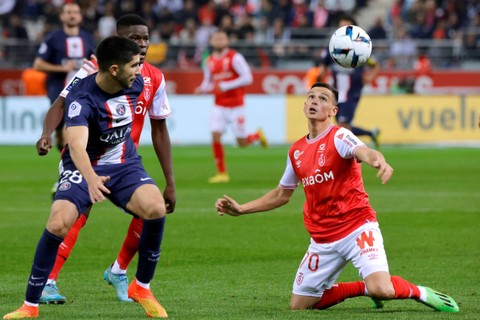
[368,17,387,40]
[414,51,432,75]
[311,0,329,29]
[304,59,323,91]
[97,1,116,40]
[389,27,418,69]
[3,14,28,39]
[174,0,197,25]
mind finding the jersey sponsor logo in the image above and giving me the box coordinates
[99,127,131,145]
[356,231,375,250]
[301,169,334,187]
[293,149,304,160]
[115,117,128,123]
[68,100,82,118]
[143,76,151,84]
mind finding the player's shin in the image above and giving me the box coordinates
[315,282,365,310]
[135,217,166,283]
[26,230,63,303]
[117,217,143,270]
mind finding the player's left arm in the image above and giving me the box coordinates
[151,118,176,213]
[362,56,380,85]
[354,145,393,184]
[218,53,253,91]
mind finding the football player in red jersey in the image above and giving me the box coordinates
[215,82,459,313]
[195,30,268,183]
[35,14,175,304]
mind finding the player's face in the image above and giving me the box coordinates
[116,54,141,89]
[60,4,82,28]
[210,32,229,52]
[118,25,150,64]
[303,87,338,121]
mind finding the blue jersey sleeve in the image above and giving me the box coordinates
[37,33,55,61]
[64,97,93,128]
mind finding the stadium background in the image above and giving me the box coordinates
[0,0,479,146]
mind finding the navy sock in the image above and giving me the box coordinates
[26,229,63,303]
[351,126,372,137]
[136,217,166,284]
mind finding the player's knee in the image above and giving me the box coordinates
[367,283,395,299]
[139,202,166,220]
[46,219,70,238]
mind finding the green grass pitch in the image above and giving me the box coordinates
[0,144,479,319]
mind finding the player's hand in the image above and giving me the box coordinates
[36,136,52,156]
[216,195,242,217]
[163,185,176,214]
[87,175,111,203]
[372,160,393,185]
[81,54,98,75]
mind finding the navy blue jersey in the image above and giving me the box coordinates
[37,29,94,102]
[321,51,377,104]
[63,74,144,167]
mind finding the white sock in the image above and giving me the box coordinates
[418,286,427,302]
[110,260,127,274]
[46,279,55,285]
[135,278,150,289]
[24,301,39,307]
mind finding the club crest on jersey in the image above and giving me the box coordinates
[144,87,151,101]
[116,104,126,116]
[68,100,82,118]
[58,181,71,191]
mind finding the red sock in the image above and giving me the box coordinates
[116,218,143,270]
[315,281,365,309]
[390,275,420,299]
[48,214,87,280]
[246,132,259,144]
[212,142,226,173]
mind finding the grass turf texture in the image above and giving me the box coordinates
[0,145,479,319]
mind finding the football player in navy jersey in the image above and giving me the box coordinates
[33,2,94,152]
[319,15,381,148]
[4,36,168,319]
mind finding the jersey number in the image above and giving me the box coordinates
[60,170,83,184]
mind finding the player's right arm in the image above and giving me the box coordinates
[36,57,98,156]
[194,63,214,94]
[216,187,294,217]
[36,96,65,155]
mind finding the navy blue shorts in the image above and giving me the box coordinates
[336,97,360,125]
[54,161,156,216]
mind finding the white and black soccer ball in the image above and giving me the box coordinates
[328,25,372,68]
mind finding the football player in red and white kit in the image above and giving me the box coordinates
[215,82,459,313]
[35,14,176,304]
[194,30,267,184]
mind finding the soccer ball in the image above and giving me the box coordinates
[328,25,372,68]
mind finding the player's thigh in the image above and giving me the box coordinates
[46,200,79,237]
[336,100,357,124]
[230,106,248,139]
[126,184,166,220]
[341,222,390,280]
[209,105,227,133]
[292,239,348,299]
